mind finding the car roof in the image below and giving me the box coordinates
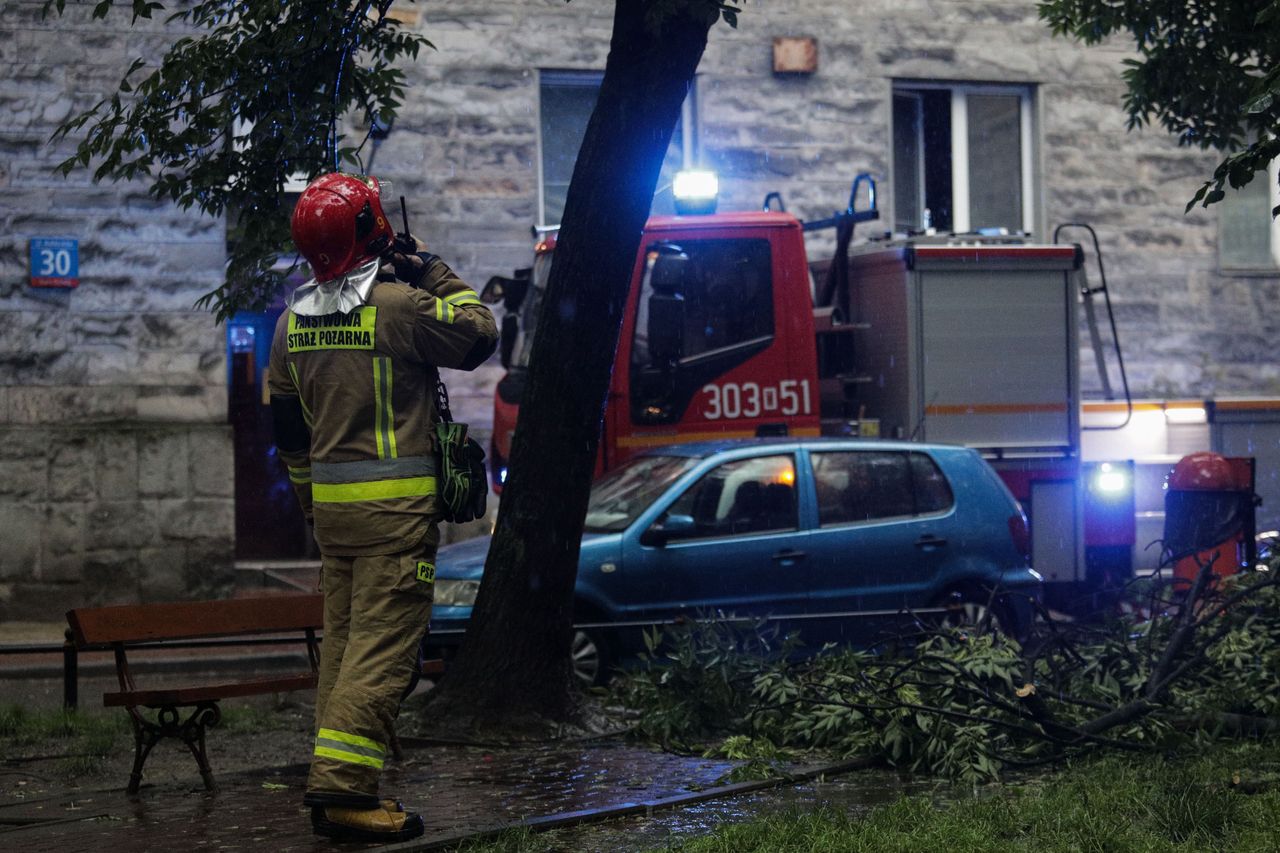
[638,437,967,459]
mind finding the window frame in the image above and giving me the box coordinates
[891,81,1038,236]
[536,69,699,227]
[1217,158,1280,274]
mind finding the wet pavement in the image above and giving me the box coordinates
[0,738,797,852]
[1,618,918,851]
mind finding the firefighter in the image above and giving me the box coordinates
[266,172,497,843]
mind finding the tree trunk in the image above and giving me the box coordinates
[423,0,715,732]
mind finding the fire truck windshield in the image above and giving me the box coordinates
[512,250,554,369]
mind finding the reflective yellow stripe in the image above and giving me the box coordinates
[286,363,314,428]
[435,299,455,324]
[287,465,311,484]
[312,476,438,503]
[318,728,385,753]
[314,745,384,769]
[444,291,482,308]
[314,729,387,769]
[372,358,398,460]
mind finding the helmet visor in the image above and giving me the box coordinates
[355,174,392,201]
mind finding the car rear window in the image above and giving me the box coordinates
[909,452,954,513]
[811,450,954,526]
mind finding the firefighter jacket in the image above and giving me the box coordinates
[267,256,498,556]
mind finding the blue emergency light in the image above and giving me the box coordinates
[673,170,718,215]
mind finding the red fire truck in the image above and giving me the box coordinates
[480,172,1263,608]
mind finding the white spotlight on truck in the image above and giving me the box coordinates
[1093,461,1130,495]
[673,170,719,215]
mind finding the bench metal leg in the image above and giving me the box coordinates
[126,717,160,795]
[124,702,222,794]
[181,703,221,792]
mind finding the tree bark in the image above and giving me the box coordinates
[424,0,715,732]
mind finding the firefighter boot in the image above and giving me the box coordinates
[311,803,424,843]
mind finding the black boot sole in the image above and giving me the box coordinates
[312,810,425,843]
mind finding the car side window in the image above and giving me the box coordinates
[909,452,954,514]
[662,455,797,539]
[812,451,915,525]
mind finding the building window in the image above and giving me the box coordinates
[538,70,696,226]
[892,83,1036,236]
[1218,160,1280,271]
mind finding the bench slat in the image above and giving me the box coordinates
[104,673,320,707]
[67,595,324,646]
[102,659,444,708]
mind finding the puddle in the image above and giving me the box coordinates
[540,766,937,852]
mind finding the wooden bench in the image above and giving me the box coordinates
[65,594,443,794]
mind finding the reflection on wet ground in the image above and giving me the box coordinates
[543,768,936,851]
[0,734,935,852]
[0,740,738,852]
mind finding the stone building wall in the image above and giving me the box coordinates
[0,1,232,619]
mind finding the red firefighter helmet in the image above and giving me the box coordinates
[1168,451,1237,491]
[290,173,394,282]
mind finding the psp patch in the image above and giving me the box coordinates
[415,561,435,585]
[287,306,378,352]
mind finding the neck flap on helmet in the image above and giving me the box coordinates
[287,258,382,317]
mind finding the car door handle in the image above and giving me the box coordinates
[772,549,808,562]
[914,535,948,548]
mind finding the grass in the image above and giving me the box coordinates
[217,702,302,734]
[0,703,129,778]
[459,740,1280,853]
[459,828,554,852]
[665,743,1280,853]
[0,703,128,745]
[0,700,299,779]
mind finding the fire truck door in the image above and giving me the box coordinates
[624,237,791,445]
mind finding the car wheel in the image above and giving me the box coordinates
[940,588,1013,637]
[570,627,611,687]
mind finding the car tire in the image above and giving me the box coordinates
[570,626,612,688]
[939,586,1016,638]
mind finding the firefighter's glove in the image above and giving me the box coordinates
[379,250,427,287]
[392,231,417,255]
[435,421,488,524]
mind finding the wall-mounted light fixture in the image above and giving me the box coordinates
[773,36,818,75]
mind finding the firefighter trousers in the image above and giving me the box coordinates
[304,525,438,806]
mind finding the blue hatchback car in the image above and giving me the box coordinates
[429,438,1040,684]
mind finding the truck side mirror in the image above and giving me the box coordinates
[640,513,696,547]
[649,252,688,294]
[499,313,519,369]
[647,293,684,364]
[480,269,531,311]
